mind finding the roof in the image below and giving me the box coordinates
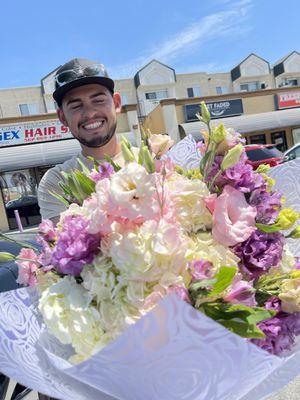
[133,59,176,88]
[231,53,270,71]
[179,108,300,138]
[273,51,300,67]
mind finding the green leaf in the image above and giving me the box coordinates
[199,150,212,175]
[48,190,70,207]
[74,171,96,196]
[200,301,275,339]
[220,319,265,339]
[0,252,15,262]
[208,266,237,297]
[77,158,92,175]
[104,155,121,172]
[256,223,281,233]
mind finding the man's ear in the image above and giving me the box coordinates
[113,92,122,113]
[57,108,68,127]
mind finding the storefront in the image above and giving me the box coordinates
[0,111,139,232]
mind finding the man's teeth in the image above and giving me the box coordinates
[84,121,104,129]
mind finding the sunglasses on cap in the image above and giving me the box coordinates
[54,63,108,87]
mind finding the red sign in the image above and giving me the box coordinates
[276,91,300,109]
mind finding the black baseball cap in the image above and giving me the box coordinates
[53,58,115,107]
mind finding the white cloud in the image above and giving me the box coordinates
[109,0,253,78]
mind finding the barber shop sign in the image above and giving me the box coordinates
[0,119,73,147]
[184,99,244,122]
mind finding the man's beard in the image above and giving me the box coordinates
[77,121,117,148]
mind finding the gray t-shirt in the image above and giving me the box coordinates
[38,151,132,220]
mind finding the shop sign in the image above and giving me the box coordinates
[0,119,73,147]
[276,91,300,109]
[184,99,243,122]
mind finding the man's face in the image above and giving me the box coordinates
[57,83,121,148]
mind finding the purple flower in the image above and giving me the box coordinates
[51,215,101,276]
[190,259,213,281]
[251,297,300,355]
[89,162,114,183]
[249,189,282,224]
[234,230,284,279]
[223,275,256,307]
[207,152,265,193]
[38,219,56,241]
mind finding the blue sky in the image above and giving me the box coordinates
[1,0,299,88]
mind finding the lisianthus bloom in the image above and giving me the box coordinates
[38,219,56,241]
[190,259,213,281]
[109,162,159,222]
[89,162,114,182]
[223,274,256,307]
[212,185,257,247]
[251,296,300,355]
[279,278,300,313]
[148,134,174,158]
[16,248,39,286]
[249,188,282,224]
[207,152,264,193]
[234,230,284,279]
[81,178,112,235]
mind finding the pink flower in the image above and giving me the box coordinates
[204,194,217,214]
[38,219,56,241]
[154,158,175,177]
[190,259,213,281]
[167,284,191,303]
[148,134,174,158]
[223,274,256,307]
[16,248,39,286]
[212,185,257,246]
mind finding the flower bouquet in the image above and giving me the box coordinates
[1,102,300,400]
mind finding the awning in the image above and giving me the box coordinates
[179,108,300,141]
[0,132,136,172]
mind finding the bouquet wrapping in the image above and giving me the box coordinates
[1,103,300,399]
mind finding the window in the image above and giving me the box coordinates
[216,86,229,95]
[121,95,128,105]
[271,131,287,152]
[240,82,259,92]
[187,86,201,98]
[19,103,38,116]
[145,90,168,100]
[285,78,298,86]
[292,128,300,144]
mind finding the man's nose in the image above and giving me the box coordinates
[82,104,98,119]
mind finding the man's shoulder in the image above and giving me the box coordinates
[39,155,81,188]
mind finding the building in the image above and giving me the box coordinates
[1,52,300,231]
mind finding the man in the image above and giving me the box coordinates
[38,58,128,224]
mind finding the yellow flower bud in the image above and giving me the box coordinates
[256,164,271,174]
[221,143,244,171]
[276,208,299,230]
[287,225,300,239]
[200,101,210,124]
[0,252,15,263]
[211,123,226,144]
[142,146,155,173]
[121,141,135,163]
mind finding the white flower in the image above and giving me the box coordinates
[110,162,155,205]
[39,276,104,362]
[167,176,212,232]
[279,278,300,313]
[107,219,189,282]
[186,231,240,274]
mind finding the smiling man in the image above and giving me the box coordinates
[38,58,130,224]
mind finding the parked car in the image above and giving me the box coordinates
[283,142,300,162]
[244,144,284,170]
